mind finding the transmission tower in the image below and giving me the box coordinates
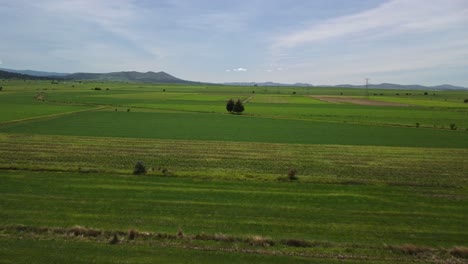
[365,78,370,97]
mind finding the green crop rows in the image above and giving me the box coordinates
[0,79,467,263]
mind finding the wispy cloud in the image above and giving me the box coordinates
[266,0,468,85]
[227,68,247,72]
[273,0,468,48]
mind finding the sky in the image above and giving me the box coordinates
[1,0,467,86]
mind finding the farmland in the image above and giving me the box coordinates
[0,79,467,263]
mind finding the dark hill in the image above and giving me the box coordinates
[64,71,197,84]
[0,70,53,80]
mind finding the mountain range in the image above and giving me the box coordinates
[0,68,466,90]
[225,82,467,90]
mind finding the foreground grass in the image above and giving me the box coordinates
[0,237,399,264]
[0,170,466,263]
[1,170,466,247]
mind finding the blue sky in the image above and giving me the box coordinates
[1,0,467,86]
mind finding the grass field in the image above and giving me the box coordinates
[0,79,467,263]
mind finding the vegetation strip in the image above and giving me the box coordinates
[0,133,467,186]
[3,225,467,262]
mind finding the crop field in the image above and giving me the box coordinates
[0,79,468,263]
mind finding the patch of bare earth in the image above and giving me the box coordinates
[311,96,410,107]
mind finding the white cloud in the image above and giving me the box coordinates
[273,0,468,48]
[232,68,247,72]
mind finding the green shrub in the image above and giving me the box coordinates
[133,161,147,175]
[288,168,298,180]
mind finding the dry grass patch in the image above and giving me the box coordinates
[388,244,433,256]
[450,247,468,259]
[68,226,101,237]
[246,235,275,247]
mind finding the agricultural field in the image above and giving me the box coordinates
[0,79,468,263]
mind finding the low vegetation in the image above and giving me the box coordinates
[0,80,467,263]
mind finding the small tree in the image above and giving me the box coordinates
[226,99,235,112]
[233,99,245,114]
[133,161,147,175]
[0,86,3,91]
[464,99,468,103]
[450,123,457,130]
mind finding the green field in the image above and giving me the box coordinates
[0,79,467,263]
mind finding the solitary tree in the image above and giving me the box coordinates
[226,99,235,112]
[233,99,245,114]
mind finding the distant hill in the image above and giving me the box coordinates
[333,83,467,90]
[0,68,68,77]
[0,70,53,80]
[225,82,467,90]
[0,68,198,84]
[1,67,466,89]
[224,82,313,87]
[64,71,198,84]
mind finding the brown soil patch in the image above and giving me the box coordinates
[311,96,410,107]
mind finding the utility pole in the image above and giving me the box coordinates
[365,78,370,97]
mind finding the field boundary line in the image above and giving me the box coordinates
[242,95,255,103]
[0,106,108,126]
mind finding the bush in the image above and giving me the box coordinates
[464,99,468,103]
[450,123,457,130]
[0,86,3,91]
[128,229,138,240]
[133,161,147,175]
[292,91,296,94]
[94,87,101,90]
[288,168,298,180]
[415,122,420,128]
